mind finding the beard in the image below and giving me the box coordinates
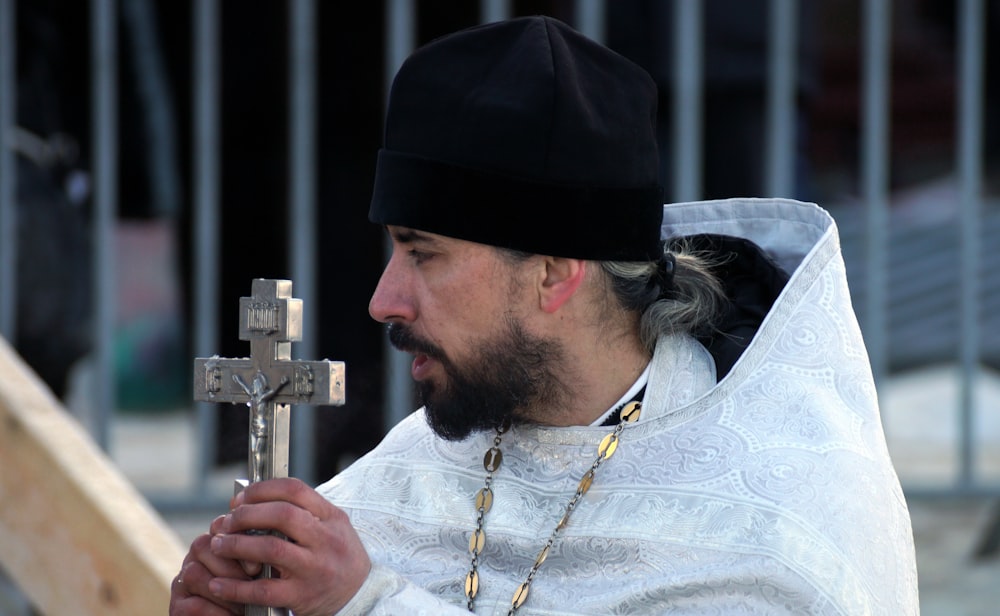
[387,316,568,441]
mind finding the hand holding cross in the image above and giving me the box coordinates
[192,279,345,616]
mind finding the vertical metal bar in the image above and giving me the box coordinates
[288,0,318,485]
[91,0,118,450]
[382,0,416,433]
[193,0,221,495]
[121,0,182,218]
[0,0,16,340]
[765,0,796,198]
[384,1,414,114]
[479,0,511,24]
[384,1,414,142]
[576,0,606,44]
[861,0,891,388]
[672,0,702,202]
[957,0,984,488]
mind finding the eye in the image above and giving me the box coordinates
[408,248,433,265]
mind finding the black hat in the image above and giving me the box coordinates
[369,16,663,261]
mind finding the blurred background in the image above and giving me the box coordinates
[1,0,999,613]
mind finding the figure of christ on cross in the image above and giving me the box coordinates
[232,371,289,484]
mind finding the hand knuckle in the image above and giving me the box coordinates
[231,506,257,532]
[231,504,247,523]
[191,532,213,552]
[265,536,290,561]
[326,504,350,525]
[189,537,215,563]
[250,580,278,605]
[286,477,307,496]
[209,514,227,533]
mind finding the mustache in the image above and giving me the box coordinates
[387,323,446,360]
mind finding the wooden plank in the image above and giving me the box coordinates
[0,335,186,614]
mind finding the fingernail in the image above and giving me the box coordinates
[208,580,222,596]
[211,535,223,551]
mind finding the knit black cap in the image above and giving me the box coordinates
[369,16,663,261]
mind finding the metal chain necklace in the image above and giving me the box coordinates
[464,401,643,614]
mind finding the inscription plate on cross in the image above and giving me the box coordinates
[193,279,345,616]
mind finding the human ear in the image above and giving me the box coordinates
[538,257,586,313]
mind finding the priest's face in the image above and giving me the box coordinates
[369,226,568,440]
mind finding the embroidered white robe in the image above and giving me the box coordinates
[318,198,920,615]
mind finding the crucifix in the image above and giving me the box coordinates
[194,279,345,616]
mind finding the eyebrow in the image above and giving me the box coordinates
[390,227,438,246]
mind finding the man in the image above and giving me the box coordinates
[171,16,919,615]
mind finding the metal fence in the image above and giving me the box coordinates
[0,0,997,516]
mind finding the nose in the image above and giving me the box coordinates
[369,252,416,324]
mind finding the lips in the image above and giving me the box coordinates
[389,324,444,380]
[411,353,437,380]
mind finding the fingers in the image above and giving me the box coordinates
[205,527,370,616]
[208,515,262,577]
[170,591,238,615]
[172,558,244,615]
[206,575,293,611]
[226,479,345,550]
[208,514,228,536]
[169,531,254,615]
[223,499,323,546]
[196,477,370,615]
[225,481,363,571]
[191,531,254,581]
[239,558,263,578]
[210,531,310,577]
[234,478,330,515]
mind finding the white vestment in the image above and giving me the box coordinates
[318,198,919,615]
